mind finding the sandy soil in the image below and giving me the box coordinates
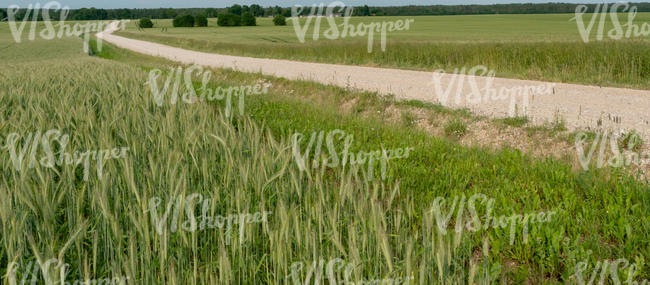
[98,21,650,140]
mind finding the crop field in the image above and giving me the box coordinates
[116,14,650,89]
[1,13,650,284]
[3,0,650,281]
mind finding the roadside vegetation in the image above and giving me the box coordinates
[0,25,648,283]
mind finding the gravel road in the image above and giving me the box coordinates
[98,22,650,139]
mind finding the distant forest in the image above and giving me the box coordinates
[2,3,650,21]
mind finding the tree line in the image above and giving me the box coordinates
[348,3,650,16]
[2,3,650,21]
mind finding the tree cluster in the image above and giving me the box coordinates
[273,15,286,26]
[5,3,650,21]
[171,14,208,27]
[138,18,153,28]
[195,14,208,27]
[173,14,194,27]
[217,12,256,26]
[347,3,650,16]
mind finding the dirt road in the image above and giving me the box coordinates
[98,21,650,139]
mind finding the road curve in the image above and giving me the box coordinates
[98,21,650,139]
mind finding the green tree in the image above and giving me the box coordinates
[217,13,241,26]
[195,14,208,27]
[139,18,154,28]
[272,6,282,15]
[205,8,217,17]
[272,14,286,26]
[250,4,264,17]
[74,8,89,20]
[228,4,242,15]
[117,8,131,19]
[361,5,370,16]
[241,12,256,26]
[173,14,194,27]
[162,8,177,19]
[194,14,208,27]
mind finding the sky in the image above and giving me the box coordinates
[1,0,612,9]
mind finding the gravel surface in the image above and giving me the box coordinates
[99,22,650,139]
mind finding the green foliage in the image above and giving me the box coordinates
[205,8,217,17]
[618,130,644,152]
[401,111,417,127]
[138,18,154,28]
[161,8,177,19]
[194,14,208,27]
[249,4,264,17]
[172,14,194,27]
[217,13,241,26]
[360,5,371,16]
[273,14,286,26]
[241,12,256,26]
[228,4,243,15]
[498,116,529,128]
[444,119,468,138]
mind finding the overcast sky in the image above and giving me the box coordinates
[1,0,611,9]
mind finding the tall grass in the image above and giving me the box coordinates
[0,29,649,284]
[0,50,498,284]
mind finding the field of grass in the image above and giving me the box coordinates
[1,22,650,284]
[116,14,650,89]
